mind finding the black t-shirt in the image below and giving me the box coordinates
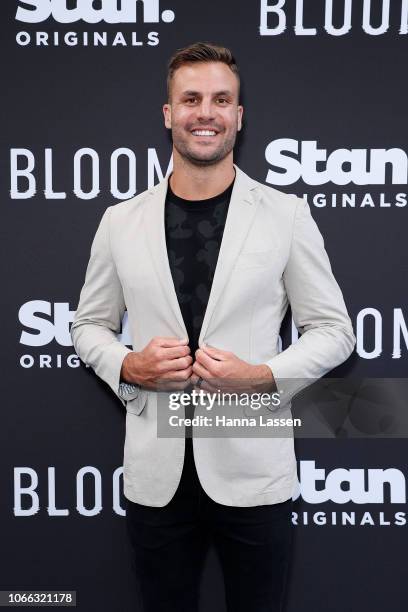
[164,176,235,357]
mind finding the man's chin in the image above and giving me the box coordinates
[180,148,228,166]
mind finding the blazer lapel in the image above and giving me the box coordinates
[198,164,260,344]
[142,176,188,338]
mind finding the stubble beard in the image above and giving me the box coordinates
[172,126,238,167]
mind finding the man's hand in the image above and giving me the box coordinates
[191,345,276,393]
[120,337,193,391]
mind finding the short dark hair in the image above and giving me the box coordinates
[166,42,240,102]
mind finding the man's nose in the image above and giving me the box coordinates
[196,100,215,120]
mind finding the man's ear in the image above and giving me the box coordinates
[163,103,172,129]
[237,105,244,132]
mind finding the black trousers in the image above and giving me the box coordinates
[125,438,293,612]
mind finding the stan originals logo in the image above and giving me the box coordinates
[18,300,131,369]
[15,1,175,47]
[295,461,406,504]
[19,301,75,347]
[18,300,131,347]
[265,139,408,186]
[15,0,175,24]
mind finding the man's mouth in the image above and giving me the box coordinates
[190,129,218,137]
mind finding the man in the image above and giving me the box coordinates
[71,42,355,611]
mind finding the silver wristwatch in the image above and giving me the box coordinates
[118,382,140,400]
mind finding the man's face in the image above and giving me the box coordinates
[163,62,243,166]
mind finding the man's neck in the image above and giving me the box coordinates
[169,155,235,201]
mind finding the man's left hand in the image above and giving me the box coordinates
[191,345,276,393]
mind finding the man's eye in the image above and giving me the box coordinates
[218,98,227,103]
[186,98,196,103]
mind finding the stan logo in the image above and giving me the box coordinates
[265,139,408,186]
[19,300,131,347]
[16,0,175,24]
[295,461,406,504]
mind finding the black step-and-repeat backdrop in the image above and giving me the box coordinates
[1,1,407,610]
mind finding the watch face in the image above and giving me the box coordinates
[119,382,139,398]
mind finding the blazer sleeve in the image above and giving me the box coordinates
[265,197,356,405]
[71,206,133,407]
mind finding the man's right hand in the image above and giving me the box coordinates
[120,337,193,391]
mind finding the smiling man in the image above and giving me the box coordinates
[165,62,241,171]
[71,42,355,611]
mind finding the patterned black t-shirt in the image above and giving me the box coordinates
[164,176,235,358]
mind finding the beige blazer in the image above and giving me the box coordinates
[71,164,355,507]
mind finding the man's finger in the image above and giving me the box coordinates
[195,348,221,373]
[161,356,192,372]
[201,344,228,360]
[192,360,212,379]
[171,367,193,381]
[155,367,192,384]
[154,336,189,348]
[162,345,191,359]
[190,374,200,385]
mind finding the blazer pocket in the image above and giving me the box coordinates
[234,248,276,270]
[126,390,148,416]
